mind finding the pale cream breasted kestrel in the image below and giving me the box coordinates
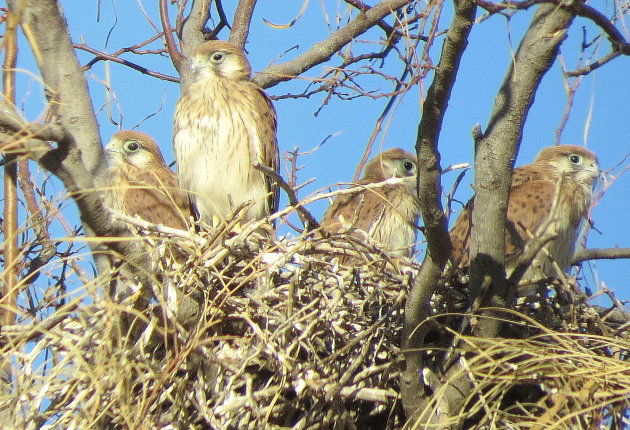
[173,40,279,227]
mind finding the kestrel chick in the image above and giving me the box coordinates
[320,148,421,260]
[173,40,279,227]
[104,130,191,230]
[450,144,599,283]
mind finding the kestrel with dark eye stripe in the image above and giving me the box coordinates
[173,40,279,227]
[320,148,421,261]
[104,130,191,230]
[450,144,599,283]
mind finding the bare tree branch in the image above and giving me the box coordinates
[2,5,19,328]
[475,0,630,75]
[468,4,576,337]
[17,159,57,286]
[0,109,69,143]
[178,0,213,89]
[229,0,257,49]
[211,0,231,39]
[572,247,630,264]
[253,162,320,231]
[398,4,583,426]
[476,0,630,48]
[74,43,179,82]
[344,0,428,41]
[253,0,415,89]
[562,0,630,54]
[15,1,156,303]
[400,0,476,421]
[566,50,621,77]
[17,1,104,174]
[160,0,184,71]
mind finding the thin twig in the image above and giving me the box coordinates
[17,159,57,284]
[254,0,416,89]
[475,0,630,56]
[75,43,179,82]
[253,162,320,231]
[566,50,621,77]
[2,6,19,326]
[111,210,197,237]
[160,0,184,70]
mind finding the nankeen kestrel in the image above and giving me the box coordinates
[320,148,421,260]
[173,40,279,227]
[450,145,599,282]
[104,130,191,230]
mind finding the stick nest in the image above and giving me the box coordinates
[1,223,629,429]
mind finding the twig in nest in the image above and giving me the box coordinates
[110,211,204,245]
[253,162,320,231]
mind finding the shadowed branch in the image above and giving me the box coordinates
[400,0,476,421]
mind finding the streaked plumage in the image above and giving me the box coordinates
[104,130,190,230]
[450,144,599,282]
[320,148,421,260]
[173,40,279,226]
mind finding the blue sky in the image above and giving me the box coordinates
[10,1,630,305]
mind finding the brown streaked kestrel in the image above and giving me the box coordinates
[104,130,191,230]
[450,144,599,283]
[173,40,279,227]
[320,148,421,260]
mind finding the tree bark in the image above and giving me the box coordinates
[11,0,154,296]
[402,2,579,427]
[468,3,576,337]
[401,0,476,420]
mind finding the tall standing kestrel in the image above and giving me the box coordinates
[450,144,599,283]
[103,130,191,230]
[173,40,279,227]
[320,148,421,260]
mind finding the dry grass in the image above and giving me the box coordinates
[1,221,628,429]
[412,311,630,429]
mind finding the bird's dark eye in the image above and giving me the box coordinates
[211,52,224,62]
[125,140,140,152]
[569,154,581,164]
[403,160,416,172]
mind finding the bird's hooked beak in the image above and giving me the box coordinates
[596,166,605,182]
[405,175,419,193]
[190,56,211,74]
[587,161,600,178]
[190,58,200,72]
[104,142,122,166]
[580,161,601,186]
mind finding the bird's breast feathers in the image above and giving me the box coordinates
[367,186,420,258]
[173,79,271,220]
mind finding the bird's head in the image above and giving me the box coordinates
[363,148,418,187]
[535,144,599,185]
[105,130,167,170]
[192,40,252,81]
